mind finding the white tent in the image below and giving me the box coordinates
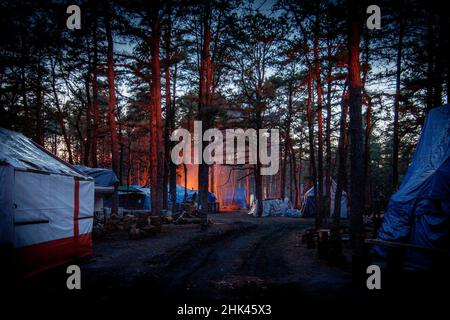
[0,128,94,278]
[302,180,349,218]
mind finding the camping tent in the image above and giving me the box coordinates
[375,104,450,270]
[0,128,94,277]
[302,180,349,218]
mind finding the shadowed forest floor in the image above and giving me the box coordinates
[9,212,448,318]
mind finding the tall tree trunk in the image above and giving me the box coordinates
[84,75,92,166]
[426,13,435,111]
[104,3,120,214]
[392,7,404,191]
[325,62,333,219]
[334,85,348,227]
[314,21,325,227]
[306,67,318,226]
[362,33,372,216]
[20,31,31,138]
[163,2,172,210]
[290,143,298,208]
[198,3,213,215]
[347,1,365,257]
[170,62,178,212]
[150,3,164,216]
[91,15,99,167]
[50,61,73,164]
[35,55,44,145]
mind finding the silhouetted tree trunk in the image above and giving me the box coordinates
[306,67,318,226]
[34,55,44,145]
[163,2,172,210]
[170,61,178,212]
[393,7,404,191]
[325,47,333,219]
[198,2,213,214]
[84,74,92,166]
[91,14,99,168]
[347,1,365,257]
[50,59,73,164]
[150,3,164,216]
[314,20,325,227]
[334,84,348,227]
[104,3,120,214]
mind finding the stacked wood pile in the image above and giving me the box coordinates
[92,201,214,240]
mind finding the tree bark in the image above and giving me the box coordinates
[306,67,318,226]
[198,2,213,215]
[150,3,165,216]
[91,14,99,168]
[313,21,325,227]
[163,2,172,210]
[104,3,120,214]
[347,2,365,256]
[50,60,73,164]
[392,8,404,191]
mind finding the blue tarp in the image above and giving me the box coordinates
[375,104,450,270]
[302,180,349,218]
[73,165,119,187]
[221,187,248,209]
[119,185,217,210]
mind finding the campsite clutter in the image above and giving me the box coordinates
[92,200,214,240]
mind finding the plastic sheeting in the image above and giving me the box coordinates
[220,187,248,209]
[302,180,349,218]
[375,105,450,270]
[117,184,217,210]
[74,165,119,187]
[248,198,302,217]
[0,127,85,177]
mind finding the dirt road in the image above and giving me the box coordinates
[12,213,360,316]
[10,212,448,317]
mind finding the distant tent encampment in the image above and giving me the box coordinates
[0,128,94,278]
[302,180,349,218]
[114,184,217,210]
[375,104,450,270]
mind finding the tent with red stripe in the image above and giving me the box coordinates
[0,128,94,278]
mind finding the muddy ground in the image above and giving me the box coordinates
[9,212,447,318]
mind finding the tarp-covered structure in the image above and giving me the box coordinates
[73,165,119,187]
[116,184,217,210]
[375,105,450,270]
[248,198,302,217]
[302,180,349,218]
[74,165,118,212]
[0,128,94,277]
[220,187,248,209]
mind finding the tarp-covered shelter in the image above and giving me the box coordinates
[302,180,349,218]
[74,165,118,212]
[248,198,302,217]
[115,184,217,211]
[0,128,94,277]
[375,105,450,270]
[220,187,248,209]
[73,165,119,187]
